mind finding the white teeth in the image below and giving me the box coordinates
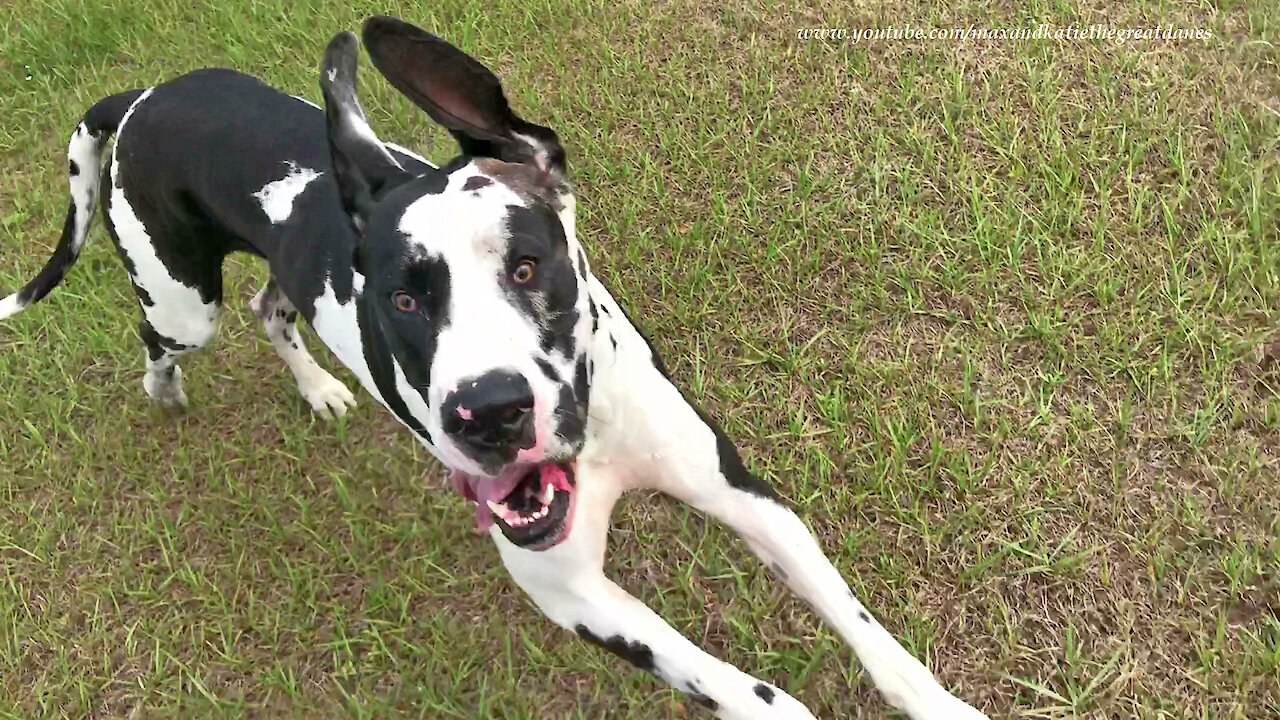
[490,486,558,528]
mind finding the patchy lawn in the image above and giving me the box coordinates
[0,0,1276,718]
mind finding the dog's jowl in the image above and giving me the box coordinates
[0,16,987,719]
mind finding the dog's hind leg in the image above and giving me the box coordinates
[122,254,220,410]
[101,217,221,410]
[103,167,222,407]
[250,278,356,418]
[136,312,213,409]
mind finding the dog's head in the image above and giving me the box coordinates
[320,19,592,551]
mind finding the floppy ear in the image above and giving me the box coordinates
[361,16,566,178]
[320,31,413,231]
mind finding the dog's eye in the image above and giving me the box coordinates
[392,290,418,313]
[512,259,537,285]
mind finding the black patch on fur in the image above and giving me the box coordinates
[502,204,578,359]
[609,333,617,351]
[588,298,599,334]
[139,320,191,361]
[355,271,441,446]
[612,302,784,504]
[555,381,586,443]
[109,139,237,309]
[575,625,655,673]
[139,321,165,362]
[696,403,784,502]
[285,310,298,324]
[462,175,492,191]
[351,245,364,277]
[15,200,78,306]
[84,89,145,135]
[352,229,453,443]
[754,684,775,704]
[573,354,590,412]
[134,283,154,307]
[69,160,80,176]
[575,247,588,280]
[859,610,871,623]
[684,683,718,710]
[403,168,453,194]
[535,357,560,382]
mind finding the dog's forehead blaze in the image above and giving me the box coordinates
[394,174,522,259]
[392,163,576,275]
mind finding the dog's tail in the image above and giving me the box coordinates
[0,89,146,320]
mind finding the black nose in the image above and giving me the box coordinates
[442,371,535,452]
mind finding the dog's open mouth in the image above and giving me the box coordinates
[451,462,577,551]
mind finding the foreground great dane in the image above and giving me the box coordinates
[0,17,987,719]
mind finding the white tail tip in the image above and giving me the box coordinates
[0,294,26,320]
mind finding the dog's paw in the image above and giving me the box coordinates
[299,370,357,419]
[144,366,188,409]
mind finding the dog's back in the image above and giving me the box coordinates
[110,69,350,276]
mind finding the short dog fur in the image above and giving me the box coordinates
[1,17,988,719]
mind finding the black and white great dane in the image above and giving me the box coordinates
[0,17,987,719]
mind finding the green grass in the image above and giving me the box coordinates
[1,0,1278,717]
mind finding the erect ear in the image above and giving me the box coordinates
[320,31,413,231]
[361,16,566,179]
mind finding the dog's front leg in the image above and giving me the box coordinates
[492,469,817,719]
[635,375,988,719]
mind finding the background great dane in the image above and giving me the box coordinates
[0,1,1276,718]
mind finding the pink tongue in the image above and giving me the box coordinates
[451,469,533,532]
[542,464,573,492]
[452,465,572,532]
[474,502,494,531]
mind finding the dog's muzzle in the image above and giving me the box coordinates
[452,461,579,551]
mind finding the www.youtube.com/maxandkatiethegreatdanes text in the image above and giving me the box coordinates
[796,24,1214,44]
